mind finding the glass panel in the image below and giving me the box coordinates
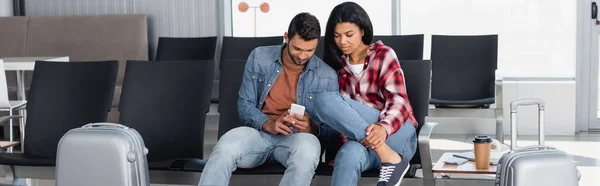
[597,34,600,118]
[401,0,576,78]
[230,0,392,37]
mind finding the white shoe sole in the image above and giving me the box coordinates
[393,163,410,186]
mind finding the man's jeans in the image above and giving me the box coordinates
[198,126,321,186]
[314,92,417,186]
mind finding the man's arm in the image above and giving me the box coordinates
[237,50,271,131]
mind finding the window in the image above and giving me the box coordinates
[401,0,577,78]
[231,0,392,37]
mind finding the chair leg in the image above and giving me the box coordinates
[419,122,438,186]
[8,109,13,153]
[19,109,26,152]
[495,109,504,143]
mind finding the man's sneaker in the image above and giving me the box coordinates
[377,160,410,186]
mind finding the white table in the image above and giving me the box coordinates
[1,57,70,100]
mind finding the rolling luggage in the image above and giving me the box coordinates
[56,123,150,186]
[495,99,580,186]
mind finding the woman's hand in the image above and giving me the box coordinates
[361,124,387,149]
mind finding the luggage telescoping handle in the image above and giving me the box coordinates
[510,98,545,150]
[513,145,555,152]
[82,122,129,129]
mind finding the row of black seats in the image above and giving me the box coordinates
[158,34,498,108]
[0,60,214,167]
[0,33,497,183]
[0,58,432,181]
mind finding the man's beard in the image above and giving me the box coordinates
[288,45,306,66]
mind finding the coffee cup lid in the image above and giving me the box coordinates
[473,135,492,143]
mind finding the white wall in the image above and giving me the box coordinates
[401,0,577,78]
[502,79,576,136]
[428,79,576,136]
[231,0,392,37]
[403,0,579,135]
[0,0,13,17]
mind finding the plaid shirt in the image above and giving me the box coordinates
[338,41,417,138]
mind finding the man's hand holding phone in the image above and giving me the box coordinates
[284,104,316,134]
[262,104,316,135]
[262,111,293,136]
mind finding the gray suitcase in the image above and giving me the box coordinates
[495,99,580,186]
[56,123,150,186]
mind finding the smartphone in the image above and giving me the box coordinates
[290,103,305,119]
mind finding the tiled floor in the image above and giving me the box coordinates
[4,105,600,186]
[6,132,600,186]
[427,133,600,186]
[200,131,600,186]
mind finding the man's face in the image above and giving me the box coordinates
[285,34,319,66]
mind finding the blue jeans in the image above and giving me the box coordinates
[314,92,417,186]
[198,126,321,186]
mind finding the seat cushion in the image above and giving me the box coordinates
[314,164,380,176]
[314,163,334,175]
[0,153,55,166]
[316,164,417,178]
[156,158,418,178]
[183,159,287,174]
[181,159,335,175]
[149,159,194,171]
[430,97,495,107]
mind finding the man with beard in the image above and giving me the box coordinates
[198,12,338,186]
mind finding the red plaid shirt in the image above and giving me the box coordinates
[338,41,417,138]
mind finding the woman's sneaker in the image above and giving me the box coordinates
[377,160,410,186]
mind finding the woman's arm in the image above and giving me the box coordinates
[377,52,413,137]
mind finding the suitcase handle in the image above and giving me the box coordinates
[513,145,555,152]
[82,123,129,129]
[510,98,545,112]
[509,98,546,150]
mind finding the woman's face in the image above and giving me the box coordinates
[333,22,364,55]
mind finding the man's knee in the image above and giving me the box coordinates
[217,126,258,144]
[220,126,257,139]
[212,126,260,156]
[288,133,321,163]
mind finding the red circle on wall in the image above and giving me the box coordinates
[260,2,270,13]
[238,2,249,12]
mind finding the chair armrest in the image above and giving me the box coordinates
[418,121,438,180]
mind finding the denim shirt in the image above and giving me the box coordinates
[238,44,339,137]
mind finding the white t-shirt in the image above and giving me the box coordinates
[347,61,365,76]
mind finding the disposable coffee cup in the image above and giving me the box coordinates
[473,135,492,169]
